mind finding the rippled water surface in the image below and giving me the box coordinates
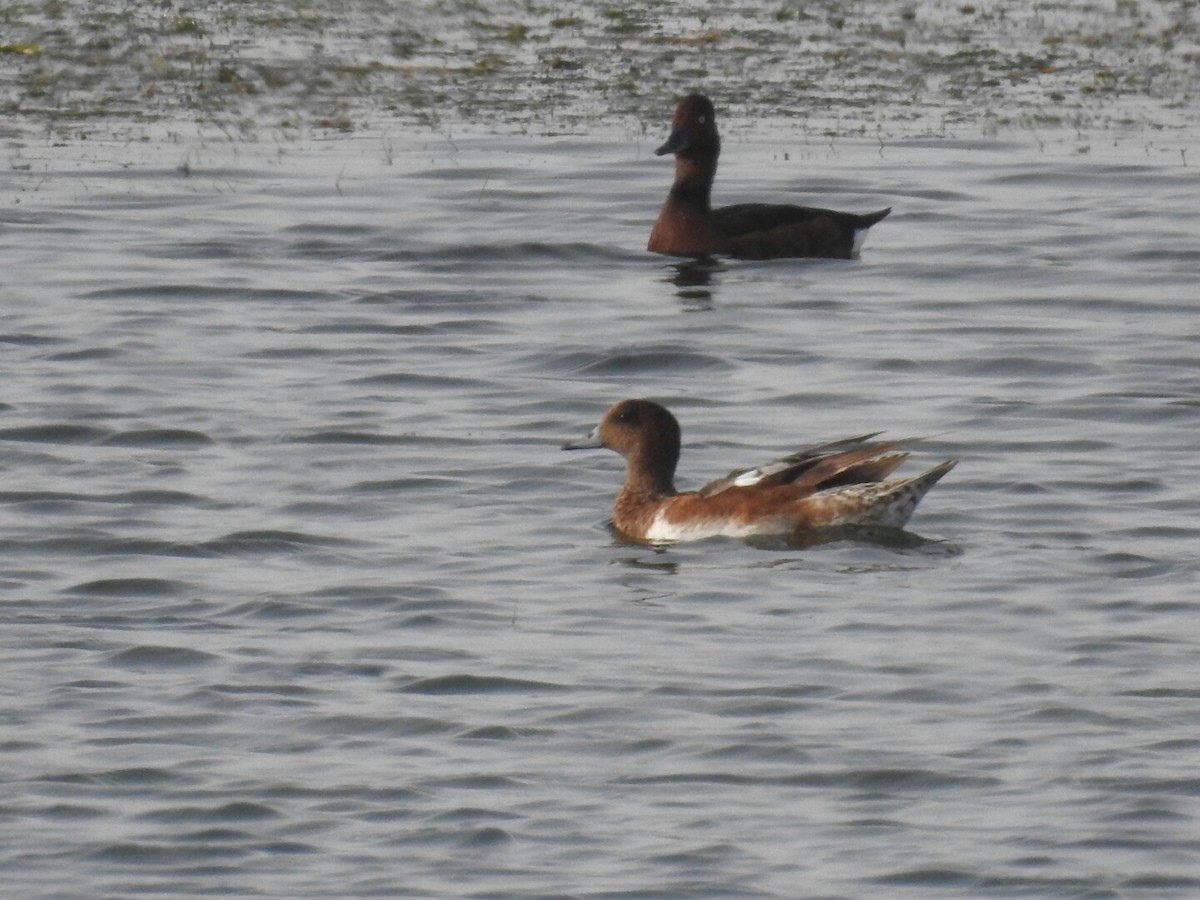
[3,121,1199,898]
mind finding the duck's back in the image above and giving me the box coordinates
[711,204,891,259]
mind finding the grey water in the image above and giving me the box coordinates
[2,125,1199,898]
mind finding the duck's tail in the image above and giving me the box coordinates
[861,458,956,528]
[819,458,957,529]
[859,206,892,227]
[851,207,891,254]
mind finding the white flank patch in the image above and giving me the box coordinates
[642,509,769,543]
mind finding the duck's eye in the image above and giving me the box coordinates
[697,115,707,124]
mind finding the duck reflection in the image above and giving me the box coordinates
[742,524,961,553]
[664,256,722,308]
[608,520,959,555]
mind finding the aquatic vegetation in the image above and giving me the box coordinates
[0,0,1194,142]
[0,42,42,56]
[168,16,204,36]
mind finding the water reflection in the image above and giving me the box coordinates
[611,554,679,574]
[663,257,723,308]
[744,525,963,554]
[668,257,722,287]
[608,522,960,555]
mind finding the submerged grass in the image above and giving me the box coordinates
[0,0,1196,142]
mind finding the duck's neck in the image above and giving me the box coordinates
[615,466,676,534]
[669,155,716,211]
[622,451,677,500]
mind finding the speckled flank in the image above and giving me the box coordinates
[837,460,959,529]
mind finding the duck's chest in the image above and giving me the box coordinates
[648,199,719,255]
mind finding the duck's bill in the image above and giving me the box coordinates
[562,427,603,451]
[654,125,689,156]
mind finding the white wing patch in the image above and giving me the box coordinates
[731,468,765,487]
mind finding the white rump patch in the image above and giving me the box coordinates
[851,227,869,256]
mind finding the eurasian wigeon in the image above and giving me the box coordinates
[649,94,891,260]
[563,399,955,544]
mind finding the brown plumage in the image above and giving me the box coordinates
[563,399,955,544]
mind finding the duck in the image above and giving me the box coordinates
[648,94,891,260]
[563,399,955,544]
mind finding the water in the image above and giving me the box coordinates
[2,119,1199,898]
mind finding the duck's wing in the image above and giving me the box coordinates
[712,204,891,237]
[712,204,892,259]
[698,433,912,498]
[796,458,958,529]
[662,454,953,541]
